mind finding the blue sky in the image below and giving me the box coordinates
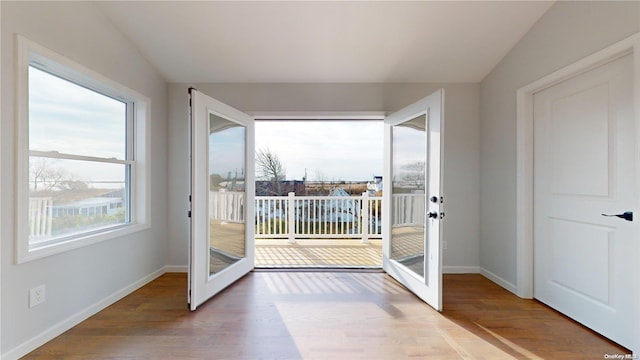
[29,66,127,187]
[255,120,383,181]
[209,118,245,179]
[30,66,384,185]
[29,67,126,160]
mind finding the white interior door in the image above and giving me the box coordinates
[533,54,636,348]
[383,89,444,311]
[189,89,255,311]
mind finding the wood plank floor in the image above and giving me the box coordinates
[24,272,629,359]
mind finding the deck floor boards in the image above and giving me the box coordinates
[256,239,382,267]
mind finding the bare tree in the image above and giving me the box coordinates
[256,148,286,195]
[30,158,67,191]
[30,158,86,192]
[30,158,49,192]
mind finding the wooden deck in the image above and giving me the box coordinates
[256,239,383,268]
[23,272,629,359]
[210,220,422,268]
[254,226,425,268]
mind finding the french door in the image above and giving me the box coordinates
[189,89,255,311]
[383,89,444,311]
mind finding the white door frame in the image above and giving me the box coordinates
[516,33,640,352]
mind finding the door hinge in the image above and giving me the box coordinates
[187,211,191,218]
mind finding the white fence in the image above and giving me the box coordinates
[209,191,383,243]
[210,191,245,223]
[29,191,422,244]
[254,192,383,243]
[209,191,425,243]
[392,193,426,227]
[29,197,53,239]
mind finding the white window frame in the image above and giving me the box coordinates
[15,35,150,263]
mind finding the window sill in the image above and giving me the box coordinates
[16,222,151,264]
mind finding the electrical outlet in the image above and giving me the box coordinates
[29,285,46,308]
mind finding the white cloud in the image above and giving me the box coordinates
[256,121,383,181]
[29,66,126,159]
[30,67,386,184]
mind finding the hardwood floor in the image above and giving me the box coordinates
[25,272,628,359]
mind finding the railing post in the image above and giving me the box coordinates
[287,192,296,244]
[361,192,369,244]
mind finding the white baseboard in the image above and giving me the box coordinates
[443,266,479,274]
[163,265,188,273]
[479,267,517,295]
[2,267,167,360]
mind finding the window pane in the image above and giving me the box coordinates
[28,156,128,245]
[28,66,127,159]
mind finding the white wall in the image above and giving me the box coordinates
[167,83,480,273]
[1,2,3,356]
[1,2,169,358]
[479,1,640,290]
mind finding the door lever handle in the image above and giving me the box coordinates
[601,211,633,222]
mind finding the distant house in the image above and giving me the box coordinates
[52,197,124,217]
[325,187,359,223]
[367,176,383,194]
[256,186,360,224]
[51,189,125,217]
[217,180,245,192]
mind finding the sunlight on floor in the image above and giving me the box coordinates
[265,272,521,359]
[275,301,521,359]
[474,323,544,359]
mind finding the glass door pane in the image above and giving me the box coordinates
[208,114,246,275]
[390,115,426,277]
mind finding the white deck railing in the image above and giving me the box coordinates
[29,191,422,244]
[28,197,53,239]
[392,193,426,227]
[254,192,383,243]
[209,192,425,243]
[210,190,245,223]
[210,191,424,243]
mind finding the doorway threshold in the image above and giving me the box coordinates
[253,267,383,273]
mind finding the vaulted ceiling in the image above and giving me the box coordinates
[97,1,554,84]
